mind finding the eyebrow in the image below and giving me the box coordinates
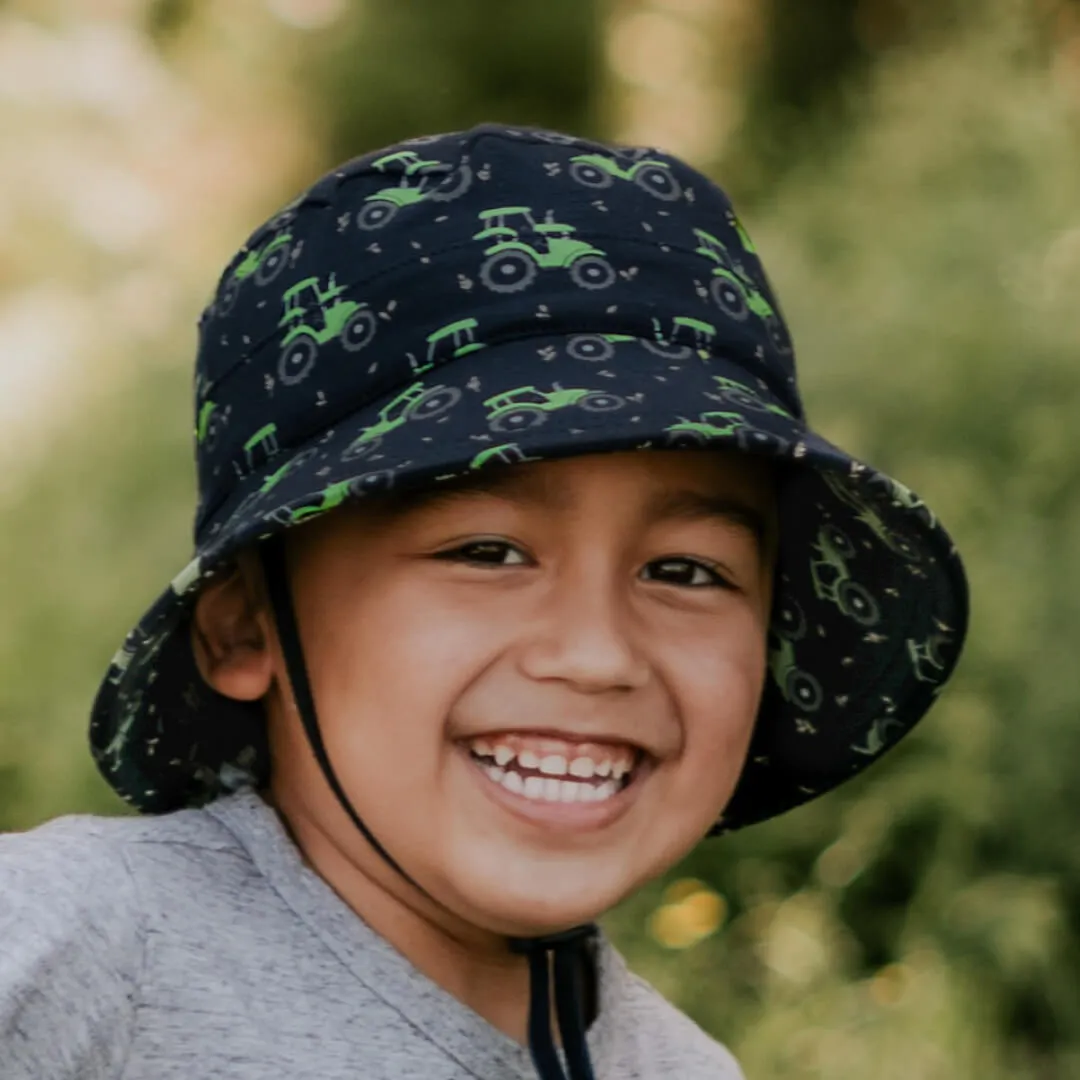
[643,489,771,549]
[390,469,771,549]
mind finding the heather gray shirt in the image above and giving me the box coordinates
[0,791,743,1079]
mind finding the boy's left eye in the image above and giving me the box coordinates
[642,557,731,589]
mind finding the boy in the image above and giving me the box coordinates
[0,123,968,1080]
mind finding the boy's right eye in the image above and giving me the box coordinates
[434,540,530,566]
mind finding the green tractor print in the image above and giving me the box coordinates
[565,315,718,364]
[217,231,293,314]
[692,228,791,355]
[770,638,824,715]
[851,716,905,757]
[469,443,541,470]
[289,478,353,523]
[269,470,397,523]
[567,153,681,201]
[474,207,616,293]
[278,274,378,386]
[809,524,880,626]
[356,150,473,230]
[664,410,749,448]
[483,384,625,433]
[242,423,280,473]
[726,208,758,255]
[258,447,319,494]
[342,381,462,461]
[707,374,793,419]
[412,318,486,376]
[819,472,921,562]
[907,628,952,683]
[768,596,823,712]
[196,400,232,452]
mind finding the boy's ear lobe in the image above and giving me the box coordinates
[190,559,274,702]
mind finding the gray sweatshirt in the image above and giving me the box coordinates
[0,791,744,1079]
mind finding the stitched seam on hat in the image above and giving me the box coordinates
[197,402,811,542]
[198,336,797,528]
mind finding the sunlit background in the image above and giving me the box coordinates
[4,1,1080,1076]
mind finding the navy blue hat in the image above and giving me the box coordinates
[90,122,968,832]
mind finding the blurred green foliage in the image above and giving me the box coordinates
[3,1,1080,1077]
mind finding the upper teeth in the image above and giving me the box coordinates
[467,736,636,804]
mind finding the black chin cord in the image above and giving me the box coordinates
[260,535,598,1080]
[510,929,598,1080]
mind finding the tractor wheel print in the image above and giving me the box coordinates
[664,430,706,449]
[349,470,396,496]
[838,580,880,626]
[216,276,241,317]
[823,524,856,560]
[356,201,398,230]
[786,668,824,712]
[341,436,383,462]
[569,255,616,291]
[710,276,749,320]
[886,530,921,562]
[340,308,378,352]
[255,241,291,286]
[578,392,625,413]
[641,339,692,360]
[428,163,473,202]
[279,336,318,386]
[633,166,681,201]
[567,335,615,363]
[405,385,462,421]
[735,429,791,456]
[773,597,807,641]
[765,315,793,356]
[490,407,546,433]
[480,250,538,293]
[569,161,614,189]
[714,385,766,412]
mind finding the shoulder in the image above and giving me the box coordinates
[0,802,252,1078]
[0,802,238,899]
[0,800,247,949]
[600,946,745,1079]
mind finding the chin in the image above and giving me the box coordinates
[446,858,636,936]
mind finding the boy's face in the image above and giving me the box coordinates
[206,450,775,936]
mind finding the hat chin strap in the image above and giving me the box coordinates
[260,535,597,1080]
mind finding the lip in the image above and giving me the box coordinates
[467,727,649,752]
[455,742,652,832]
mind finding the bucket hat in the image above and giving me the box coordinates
[90,121,967,826]
[88,121,967,1079]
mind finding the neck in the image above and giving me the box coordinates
[263,784,537,1043]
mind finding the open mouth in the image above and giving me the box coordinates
[465,734,641,805]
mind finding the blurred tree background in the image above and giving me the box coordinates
[2,0,1079,1076]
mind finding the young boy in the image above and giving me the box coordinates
[0,123,968,1080]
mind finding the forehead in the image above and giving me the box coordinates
[361,450,776,538]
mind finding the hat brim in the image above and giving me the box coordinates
[90,332,968,828]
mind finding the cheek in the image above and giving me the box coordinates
[301,580,511,782]
[662,614,767,817]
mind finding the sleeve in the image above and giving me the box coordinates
[0,818,143,1080]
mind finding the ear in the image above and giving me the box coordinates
[190,555,274,702]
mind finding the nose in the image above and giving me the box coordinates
[517,562,650,694]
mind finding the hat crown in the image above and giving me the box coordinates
[192,123,800,539]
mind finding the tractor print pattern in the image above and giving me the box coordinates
[89,123,968,835]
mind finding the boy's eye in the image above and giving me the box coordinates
[642,557,732,589]
[437,540,529,566]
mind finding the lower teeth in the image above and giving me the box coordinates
[477,761,623,804]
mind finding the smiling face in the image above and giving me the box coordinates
[196,450,776,939]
